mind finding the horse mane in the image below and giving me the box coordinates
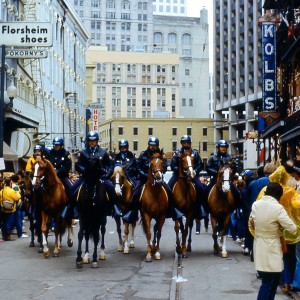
[36,157,62,185]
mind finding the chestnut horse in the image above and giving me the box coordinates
[76,157,109,268]
[32,157,73,258]
[111,166,136,254]
[140,149,168,262]
[173,149,197,258]
[208,162,236,258]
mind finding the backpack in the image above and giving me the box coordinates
[1,190,14,211]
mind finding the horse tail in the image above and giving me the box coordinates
[140,213,147,235]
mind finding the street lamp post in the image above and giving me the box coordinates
[0,79,17,159]
[248,131,264,167]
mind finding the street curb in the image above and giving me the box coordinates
[170,251,180,300]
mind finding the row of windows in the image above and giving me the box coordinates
[96,63,176,73]
[154,32,191,45]
[154,4,185,14]
[117,127,208,138]
[74,0,146,10]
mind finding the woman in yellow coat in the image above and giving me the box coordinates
[0,177,21,241]
[25,145,43,173]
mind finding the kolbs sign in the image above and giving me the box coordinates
[0,22,52,46]
[262,22,277,113]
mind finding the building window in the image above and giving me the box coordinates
[172,128,177,136]
[168,33,177,44]
[133,141,138,151]
[154,32,162,44]
[172,141,177,150]
[133,127,138,135]
[203,128,208,136]
[185,69,190,76]
[118,127,124,135]
[182,34,191,45]
[202,141,208,152]
[148,127,153,135]
[182,98,186,106]
[187,128,192,136]
[189,98,193,106]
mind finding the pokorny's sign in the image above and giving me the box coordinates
[0,22,52,46]
[6,49,48,58]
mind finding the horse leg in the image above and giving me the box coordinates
[28,214,35,247]
[211,216,219,255]
[115,216,123,252]
[53,229,60,257]
[144,214,152,262]
[174,220,182,256]
[83,230,90,264]
[41,212,50,258]
[76,222,84,268]
[181,219,189,258]
[92,226,100,268]
[220,214,231,258]
[129,222,136,248]
[154,218,165,260]
[151,222,158,255]
[123,222,130,254]
[186,218,194,253]
[99,219,107,260]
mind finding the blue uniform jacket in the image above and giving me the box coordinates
[206,152,236,179]
[45,148,71,179]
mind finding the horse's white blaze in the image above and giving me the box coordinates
[115,173,122,195]
[222,168,230,192]
[186,156,195,178]
[32,163,39,185]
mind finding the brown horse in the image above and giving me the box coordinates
[140,149,169,262]
[208,162,236,258]
[173,149,197,258]
[32,157,73,258]
[111,166,136,254]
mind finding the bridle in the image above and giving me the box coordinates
[219,166,231,193]
[150,155,164,186]
[181,153,195,180]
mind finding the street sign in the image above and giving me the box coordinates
[0,22,52,46]
[5,49,48,58]
[92,109,99,131]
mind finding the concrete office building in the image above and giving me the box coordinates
[152,0,187,16]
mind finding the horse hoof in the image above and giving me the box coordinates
[76,261,83,269]
[83,258,90,264]
[145,255,152,262]
[129,242,135,248]
[222,252,228,258]
[117,246,124,252]
[155,252,161,260]
[67,239,73,247]
[38,247,43,253]
[91,262,98,268]
[44,250,50,258]
[99,254,106,260]
[123,249,129,254]
[53,252,60,257]
[29,241,35,247]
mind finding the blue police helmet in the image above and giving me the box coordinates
[148,136,159,146]
[87,131,99,141]
[119,139,129,150]
[217,140,229,148]
[180,135,191,144]
[53,136,64,146]
[242,170,254,177]
[33,145,43,153]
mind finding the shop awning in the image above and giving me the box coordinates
[3,142,19,161]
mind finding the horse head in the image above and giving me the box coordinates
[32,157,48,188]
[111,165,125,196]
[179,149,195,180]
[149,149,165,186]
[217,161,233,193]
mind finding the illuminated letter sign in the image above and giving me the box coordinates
[262,22,276,112]
[92,109,98,131]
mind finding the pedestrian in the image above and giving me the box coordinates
[249,182,297,300]
[0,177,22,241]
[284,159,300,292]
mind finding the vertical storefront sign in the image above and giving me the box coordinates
[92,109,98,131]
[262,22,277,112]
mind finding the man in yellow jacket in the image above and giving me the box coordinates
[25,145,43,173]
[0,177,21,241]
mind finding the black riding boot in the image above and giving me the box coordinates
[165,185,184,220]
[122,185,141,223]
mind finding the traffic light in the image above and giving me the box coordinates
[86,108,92,120]
[235,158,242,174]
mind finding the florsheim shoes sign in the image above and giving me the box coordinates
[262,22,276,113]
[0,22,52,46]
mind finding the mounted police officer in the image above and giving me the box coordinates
[114,139,138,188]
[45,136,72,192]
[206,139,239,198]
[168,135,206,218]
[74,131,122,217]
[122,136,183,223]
[25,145,44,173]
